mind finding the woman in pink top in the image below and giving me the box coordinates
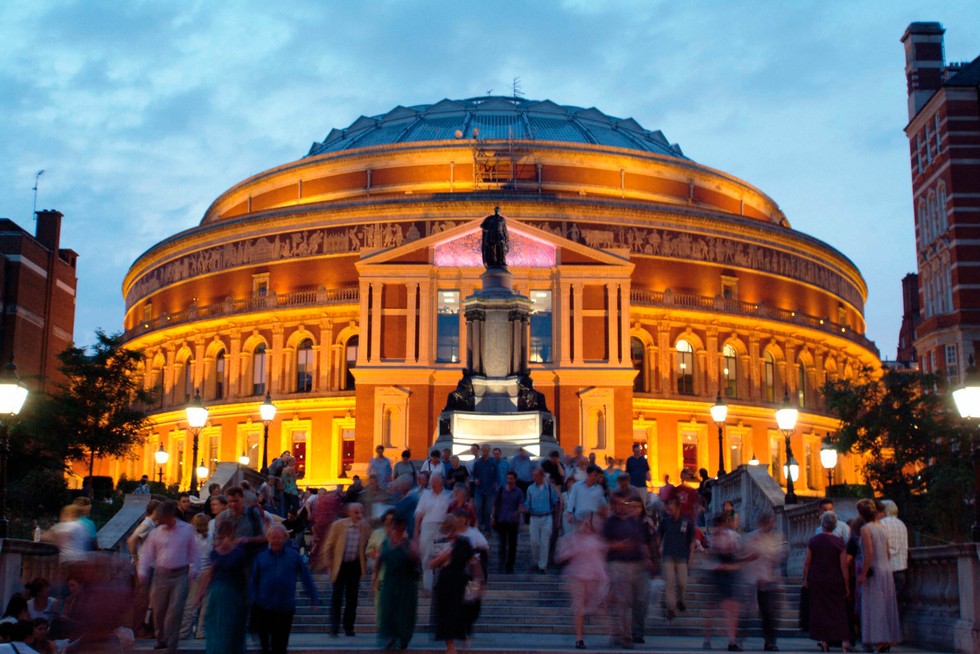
[555,516,609,650]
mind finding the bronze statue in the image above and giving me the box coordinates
[481,206,509,269]
[517,374,548,412]
[443,372,475,412]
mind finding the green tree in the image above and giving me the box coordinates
[821,368,973,541]
[39,330,155,496]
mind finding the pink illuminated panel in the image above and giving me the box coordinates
[434,228,557,268]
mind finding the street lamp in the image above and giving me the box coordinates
[238,451,250,466]
[710,393,728,477]
[185,390,209,494]
[782,456,800,485]
[154,444,169,484]
[748,453,760,466]
[259,393,276,473]
[775,391,799,505]
[0,360,28,539]
[820,445,838,489]
[952,359,980,542]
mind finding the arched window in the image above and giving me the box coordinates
[214,350,226,400]
[937,183,947,233]
[296,339,314,393]
[675,339,694,395]
[631,337,647,393]
[797,361,808,409]
[252,344,267,396]
[177,355,193,403]
[764,351,776,403]
[722,344,738,399]
[343,336,358,391]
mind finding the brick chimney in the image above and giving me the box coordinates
[901,22,946,121]
[35,209,63,253]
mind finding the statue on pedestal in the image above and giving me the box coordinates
[481,206,509,269]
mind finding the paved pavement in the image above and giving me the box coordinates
[130,633,948,653]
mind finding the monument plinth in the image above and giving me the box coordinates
[433,208,559,458]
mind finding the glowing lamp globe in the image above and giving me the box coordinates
[710,395,728,425]
[196,461,210,481]
[953,383,980,419]
[259,393,277,423]
[186,390,209,429]
[0,361,28,416]
[154,445,169,466]
[238,451,250,466]
[782,457,800,482]
[775,395,798,433]
[820,447,838,471]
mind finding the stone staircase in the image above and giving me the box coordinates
[291,527,803,638]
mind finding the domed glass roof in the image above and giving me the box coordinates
[307,96,686,159]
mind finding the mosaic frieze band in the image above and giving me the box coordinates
[126,219,863,309]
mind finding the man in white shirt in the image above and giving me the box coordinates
[413,474,451,591]
[138,500,201,654]
[419,449,447,482]
[879,499,909,596]
[814,498,850,543]
[566,465,607,525]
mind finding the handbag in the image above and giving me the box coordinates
[799,586,810,630]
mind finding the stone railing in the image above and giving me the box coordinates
[710,464,786,534]
[0,539,60,606]
[124,285,359,340]
[630,288,878,355]
[902,543,980,654]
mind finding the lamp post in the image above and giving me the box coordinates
[951,360,980,542]
[238,451,250,467]
[775,391,799,505]
[0,361,29,539]
[820,445,838,489]
[710,393,728,477]
[185,390,209,494]
[259,393,277,474]
[154,444,169,484]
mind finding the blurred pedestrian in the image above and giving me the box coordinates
[374,514,419,651]
[138,500,200,654]
[604,488,653,648]
[429,512,476,654]
[856,499,901,652]
[250,524,318,654]
[179,513,212,639]
[742,513,786,651]
[414,474,452,592]
[658,496,694,621]
[491,471,524,573]
[197,521,248,654]
[525,467,558,573]
[556,515,608,650]
[704,513,742,651]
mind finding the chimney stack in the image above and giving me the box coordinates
[35,209,63,253]
[901,22,946,121]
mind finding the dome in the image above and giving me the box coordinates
[307,96,687,159]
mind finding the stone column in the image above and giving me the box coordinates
[418,281,432,363]
[606,283,618,365]
[620,283,631,367]
[407,283,419,364]
[706,329,719,394]
[658,324,672,394]
[228,331,242,398]
[646,344,656,393]
[271,325,285,394]
[358,281,371,364]
[318,320,333,391]
[193,337,206,394]
[748,335,760,401]
[559,281,572,366]
[573,283,584,363]
[370,283,383,363]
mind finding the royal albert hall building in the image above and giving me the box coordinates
[116,96,879,494]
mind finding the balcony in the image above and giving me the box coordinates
[630,288,879,355]
[125,286,359,340]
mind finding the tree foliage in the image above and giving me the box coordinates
[821,368,973,541]
[35,330,155,493]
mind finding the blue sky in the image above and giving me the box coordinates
[1,1,978,357]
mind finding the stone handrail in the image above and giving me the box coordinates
[902,543,980,654]
[0,539,60,607]
[630,288,878,354]
[710,464,786,534]
[124,285,359,340]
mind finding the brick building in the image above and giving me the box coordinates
[902,22,980,382]
[0,210,78,391]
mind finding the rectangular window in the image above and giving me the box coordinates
[252,272,270,298]
[292,431,307,477]
[246,431,260,469]
[142,303,153,323]
[209,434,219,470]
[769,437,782,483]
[252,347,267,396]
[925,124,933,162]
[917,135,924,174]
[934,114,941,153]
[176,438,186,489]
[721,276,738,300]
[805,442,815,489]
[946,344,958,381]
[529,290,553,363]
[436,290,460,363]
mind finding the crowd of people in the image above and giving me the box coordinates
[0,445,910,654]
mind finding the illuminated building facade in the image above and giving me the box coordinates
[901,23,980,384]
[116,97,879,493]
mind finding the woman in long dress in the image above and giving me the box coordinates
[856,500,901,652]
[429,511,475,654]
[198,521,249,654]
[554,514,608,650]
[375,514,420,650]
[803,511,851,651]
